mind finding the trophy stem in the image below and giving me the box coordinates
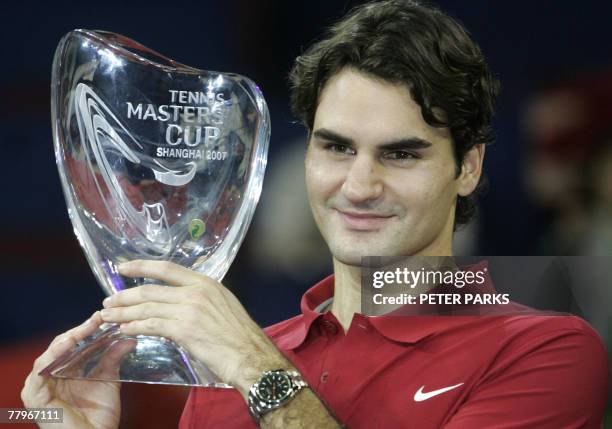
[40,323,232,388]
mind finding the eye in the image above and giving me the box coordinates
[383,150,419,161]
[325,143,355,155]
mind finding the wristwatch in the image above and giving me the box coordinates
[247,369,309,422]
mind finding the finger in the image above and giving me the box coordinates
[119,318,180,341]
[36,311,103,374]
[49,310,104,346]
[21,372,39,407]
[100,302,184,324]
[104,284,186,308]
[118,260,208,287]
[26,312,102,397]
[88,338,137,380]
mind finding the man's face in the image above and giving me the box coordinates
[305,68,473,266]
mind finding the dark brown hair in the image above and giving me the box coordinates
[289,0,500,228]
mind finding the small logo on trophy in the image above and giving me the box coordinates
[189,219,206,240]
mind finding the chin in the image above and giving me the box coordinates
[333,253,366,267]
[326,243,366,266]
[330,237,428,264]
[329,242,390,266]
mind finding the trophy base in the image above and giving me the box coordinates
[40,323,232,388]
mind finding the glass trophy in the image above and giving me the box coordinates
[40,29,270,387]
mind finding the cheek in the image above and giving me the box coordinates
[391,164,457,216]
[305,152,344,203]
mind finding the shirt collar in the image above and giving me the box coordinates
[277,260,500,350]
[274,275,334,350]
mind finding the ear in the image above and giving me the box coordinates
[457,144,485,197]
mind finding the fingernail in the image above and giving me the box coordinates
[101,309,111,319]
[103,297,111,307]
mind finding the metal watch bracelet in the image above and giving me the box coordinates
[248,370,308,423]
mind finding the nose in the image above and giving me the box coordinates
[341,154,383,204]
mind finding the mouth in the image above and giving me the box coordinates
[335,209,395,231]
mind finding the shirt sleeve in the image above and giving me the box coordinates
[178,386,258,429]
[443,328,609,429]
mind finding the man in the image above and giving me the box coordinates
[22,1,608,428]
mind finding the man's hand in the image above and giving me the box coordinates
[100,260,288,392]
[21,312,127,429]
[102,260,343,428]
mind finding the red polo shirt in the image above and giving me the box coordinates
[179,274,608,428]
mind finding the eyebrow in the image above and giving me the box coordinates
[312,128,433,151]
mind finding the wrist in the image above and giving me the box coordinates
[226,338,290,398]
[247,369,309,424]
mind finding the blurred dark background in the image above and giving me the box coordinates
[1,0,611,427]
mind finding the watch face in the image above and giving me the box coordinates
[257,371,293,404]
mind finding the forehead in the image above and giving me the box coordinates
[313,67,450,144]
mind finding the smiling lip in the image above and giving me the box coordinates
[336,209,394,230]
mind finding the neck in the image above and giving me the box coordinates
[330,258,362,332]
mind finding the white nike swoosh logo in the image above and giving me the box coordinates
[413,383,464,402]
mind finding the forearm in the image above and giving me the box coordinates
[261,387,343,429]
